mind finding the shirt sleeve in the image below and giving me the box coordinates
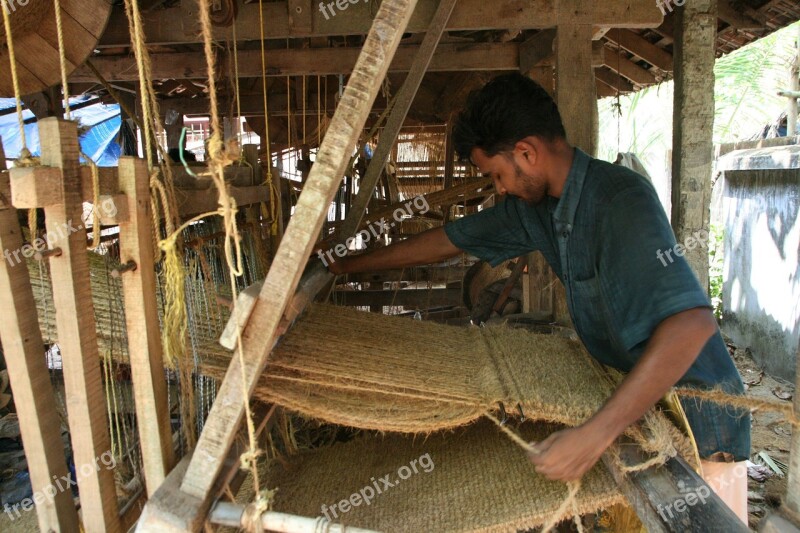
[444,197,540,267]
[597,185,711,351]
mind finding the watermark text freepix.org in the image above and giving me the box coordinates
[317,195,430,267]
[3,197,118,267]
[2,0,30,15]
[318,0,368,21]
[320,452,434,522]
[3,450,116,520]
[656,462,747,520]
[656,228,710,267]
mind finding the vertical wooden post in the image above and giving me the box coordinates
[117,156,175,496]
[787,26,800,137]
[0,143,80,531]
[551,0,597,325]
[522,66,557,318]
[38,118,121,533]
[671,0,717,291]
[442,115,455,223]
[556,1,597,156]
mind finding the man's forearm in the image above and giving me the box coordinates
[587,307,717,444]
[327,226,462,275]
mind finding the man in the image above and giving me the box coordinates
[325,73,750,521]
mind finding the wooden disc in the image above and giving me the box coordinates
[0,0,113,96]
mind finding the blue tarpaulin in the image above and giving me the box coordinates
[0,96,121,166]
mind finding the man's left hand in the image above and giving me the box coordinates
[527,422,618,482]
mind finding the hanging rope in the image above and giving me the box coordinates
[195,0,264,514]
[256,0,279,236]
[1,0,37,166]
[52,0,70,119]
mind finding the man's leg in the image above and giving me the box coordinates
[700,458,748,525]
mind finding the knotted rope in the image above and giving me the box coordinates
[486,413,584,533]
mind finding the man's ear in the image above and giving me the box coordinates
[514,139,538,170]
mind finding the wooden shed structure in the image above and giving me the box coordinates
[1,0,799,532]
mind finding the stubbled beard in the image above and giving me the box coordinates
[512,159,546,205]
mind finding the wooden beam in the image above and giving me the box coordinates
[332,288,462,307]
[595,79,617,98]
[97,0,665,48]
[605,28,674,72]
[603,53,658,86]
[343,266,469,284]
[595,67,636,93]
[139,3,420,529]
[671,0,716,290]
[519,29,556,73]
[0,160,80,531]
[73,42,521,83]
[338,0,459,241]
[117,157,175,497]
[603,445,748,532]
[717,0,767,30]
[175,185,270,217]
[33,118,121,532]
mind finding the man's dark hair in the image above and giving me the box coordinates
[453,73,566,161]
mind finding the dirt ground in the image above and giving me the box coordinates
[729,340,795,529]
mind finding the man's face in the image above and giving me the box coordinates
[471,146,547,205]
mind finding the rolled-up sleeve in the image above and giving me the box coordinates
[597,186,711,351]
[444,197,540,267]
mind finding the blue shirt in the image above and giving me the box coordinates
[445,148,750,460]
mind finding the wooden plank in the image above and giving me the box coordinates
[72,42,522,82]
[671,0,716,289]
[603,446,748,532]
[97,0,664,47]
[717,0,766,30]
[596,79,617,98]
[167,0,420,519]
[605,29,674,72]
[519,29,556,73]
[338,0,459,241]
[0,153,80,532]
[117,157,175,496]
[36,118,121,533]
[333,288,462,307]
[595,67,635,93]
[175,185,269,217]
[603,53,658,86]
[288,0,313,34]
[15,34,77,86]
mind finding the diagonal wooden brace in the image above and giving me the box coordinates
[137,0,420,529]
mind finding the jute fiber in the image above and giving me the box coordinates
[257,419,626,532]
[202,303,619,433]
[200,303,697,468]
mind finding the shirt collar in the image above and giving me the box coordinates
[551,148,591,231]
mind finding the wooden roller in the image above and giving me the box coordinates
[0,0,112,96]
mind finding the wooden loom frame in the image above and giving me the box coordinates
[0,0,775,531]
